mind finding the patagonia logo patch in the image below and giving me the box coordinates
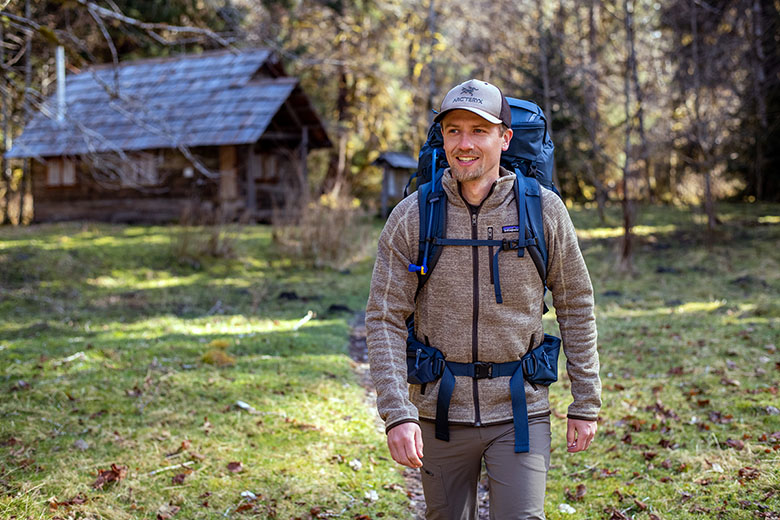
[502,225,520,233]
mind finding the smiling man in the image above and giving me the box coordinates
[366,79,601,519]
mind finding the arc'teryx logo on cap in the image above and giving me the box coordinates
[434,79,511,126]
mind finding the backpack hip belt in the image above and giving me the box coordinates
[406,333,561,453]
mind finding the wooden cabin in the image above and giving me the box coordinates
[5,48,331,223]
[374,152,418,218]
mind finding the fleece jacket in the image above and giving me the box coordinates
[365,167,601,433]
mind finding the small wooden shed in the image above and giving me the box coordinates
[5,48,331,223]
[374,152,417,218]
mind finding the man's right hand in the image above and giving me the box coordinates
[387,422,424,468]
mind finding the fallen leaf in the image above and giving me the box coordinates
[634,498,648,510]
[725,438,744,450]
[189,451,206,461]
[574,484,587,500]
[49,493,88,510]
[171,473,188,485]
[227,461,243,473]
[156,504,180,519]
[235,503,254,512]
[738,467,760,480]
[91,463,127,489]
[607,508,629,520]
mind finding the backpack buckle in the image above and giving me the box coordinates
[473,362,493,379]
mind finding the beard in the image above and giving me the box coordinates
[449,162,486,182]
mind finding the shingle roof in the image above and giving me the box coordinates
[374,152,418,169]
[6,48,330,159]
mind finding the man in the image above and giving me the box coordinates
[365,79,601,519]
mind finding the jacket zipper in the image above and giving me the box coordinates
[488,227,494,285]
[469,205,482,427]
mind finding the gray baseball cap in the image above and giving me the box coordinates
[434,79,512,127]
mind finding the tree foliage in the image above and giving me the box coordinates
[2,0,778,225]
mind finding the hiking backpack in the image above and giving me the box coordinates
[405,97,560,301]
[401,98,563,452]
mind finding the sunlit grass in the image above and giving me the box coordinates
[1,204,778,519]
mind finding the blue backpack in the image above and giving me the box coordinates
[402,98,563,454]
[405,97,559,301]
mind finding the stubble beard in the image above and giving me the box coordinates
[450,162,485,183]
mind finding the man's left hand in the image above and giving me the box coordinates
[566,418,597,452]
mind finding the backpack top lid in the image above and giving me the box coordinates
[503,98,556,192]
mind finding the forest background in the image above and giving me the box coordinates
[1,0,779,232]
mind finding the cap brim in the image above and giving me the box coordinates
[434,107,503,125]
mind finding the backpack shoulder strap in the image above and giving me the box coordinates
[408,168,447,298]
[514,172,548,283]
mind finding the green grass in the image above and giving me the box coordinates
[1,202,778,519]
[0,223,408,519]
[544,202,780,519]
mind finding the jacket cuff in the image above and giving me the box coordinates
[385,418,420,434]
[567,413,599,422]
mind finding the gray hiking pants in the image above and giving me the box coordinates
[419,416,551,520]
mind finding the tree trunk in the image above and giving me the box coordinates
[426,0,437,122]
[627,0,653,203]
[750,0,768,200]
[538,25,561,190]
[619,0,635,272]
[20,0,33,224]
[1,20,10,225]
[690,0,717,231]
[585,0,609,223]
[321,66,349,196]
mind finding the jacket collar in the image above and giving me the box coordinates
[442,166,517,211]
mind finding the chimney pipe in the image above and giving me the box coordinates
[56,46,65,122]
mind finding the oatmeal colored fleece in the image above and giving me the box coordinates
[365,167,601,433]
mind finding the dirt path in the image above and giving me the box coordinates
[348,312,490,520]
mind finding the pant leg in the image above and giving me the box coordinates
[482,416,552,520]
[419,421,484,520]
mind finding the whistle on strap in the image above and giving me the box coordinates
[408,262,428,275]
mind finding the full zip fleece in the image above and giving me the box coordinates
[366,167,601,433]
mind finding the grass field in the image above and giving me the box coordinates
[0,202,778,519]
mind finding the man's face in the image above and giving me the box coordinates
[441,110,512,183]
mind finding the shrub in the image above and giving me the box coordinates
[272,191,372,269]
[169,205,237,267]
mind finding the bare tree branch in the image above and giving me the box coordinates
[75,0,234,49]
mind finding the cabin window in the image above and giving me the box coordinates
[46,158,76,187]
[122,152,160,187]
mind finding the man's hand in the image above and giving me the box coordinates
[567,418,597,452]
[387,422,424,468]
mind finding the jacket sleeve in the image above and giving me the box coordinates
[542,191,602,421]
[365,198,421,432]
